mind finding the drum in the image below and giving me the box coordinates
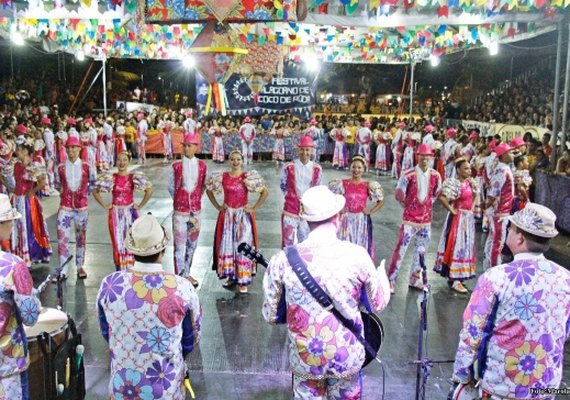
[448,382,480,400]
[25,307,69,400]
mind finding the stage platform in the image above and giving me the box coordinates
[31,159,570,399]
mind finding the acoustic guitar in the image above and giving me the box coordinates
[237,242,384,367]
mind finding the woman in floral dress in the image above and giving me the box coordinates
[512,154,533,212]
[328,155,384,261]
[210,123,225,163]
[93,151,153,270]
[206,150,269,294]
[271,122,288,166]
[4,138,51,266]
[374,129,391,175]
[434,157,479,293]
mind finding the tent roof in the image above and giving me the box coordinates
[0,0,564,63]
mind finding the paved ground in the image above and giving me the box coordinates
[30,157,570,400]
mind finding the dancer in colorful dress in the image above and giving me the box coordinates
[93,151,153,270]
[387,144,442,293]
[328,155,384,260]
[401,131,420,172]
[280,137,322,248]
[374,129,391,175]
[434,157,479,293]
[0,194,41,399]
[168,134,208,287]
[206,150,268,294]
[271,122,288,166]
[239,117,256,165]
[483,142,514,270]
[97,213,202,400]
[330,123,349,170]
[210,123,225,163]
[55,122,68,167]
[4,137,51,267]
[452,203,570,400]
[512,154,532,212]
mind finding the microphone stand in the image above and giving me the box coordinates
[37,255,73,311]
[411,248,454,400]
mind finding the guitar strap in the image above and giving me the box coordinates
[285,246,377,360]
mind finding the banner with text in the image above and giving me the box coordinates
[197,62,318,119]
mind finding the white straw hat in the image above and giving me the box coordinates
[300,186,345,222]
[125,214,170,256]
[508,203,558,239]
[0,194,21,222]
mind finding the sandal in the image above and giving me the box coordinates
[238,286,248,294]
[222,278,236,289]
[76,268,87,280]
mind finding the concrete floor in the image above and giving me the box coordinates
[30,158,570,400]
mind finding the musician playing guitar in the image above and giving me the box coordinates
[451,204,570,400]
[262,186,390,400]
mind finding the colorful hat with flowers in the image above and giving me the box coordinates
[508,203,558,238]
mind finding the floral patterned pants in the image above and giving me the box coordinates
[57,209,88,270]
[281,214,310,249]
[483,215,508,270]
[173,212,201,278]
[388,223,431,287]
[241,141,254,165]
[293,373,362,400]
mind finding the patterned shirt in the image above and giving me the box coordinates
[453,253,570,399]
[97,262,202,400]
[0,251,41,379]
[262,223,390,379]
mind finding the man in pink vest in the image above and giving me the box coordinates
[168,134,208,287]
[239,116,256,165]
[55,136,94,279]
[303,118,320,161]
[387,144,442,293]
[483,142,514,270]
[280,136,322,248]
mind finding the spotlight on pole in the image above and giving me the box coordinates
[430,55,440,67]
[489,42,499,56]
[182,55,195,69]
[303,53,320,72]
[75,50,85,61]
[11,31,24,46]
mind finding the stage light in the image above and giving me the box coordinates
[489,42,499,56]
[430,55,440,67]
[11,32,24,46]
[182,55,195,69]
[303,54,320,72]
[75,50,85,61]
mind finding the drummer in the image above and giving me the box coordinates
[0,193,42,398]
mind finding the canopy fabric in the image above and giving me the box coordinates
[0,0,565,63]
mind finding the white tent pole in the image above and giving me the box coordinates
[410,62,415,119]
[102,57,108,117]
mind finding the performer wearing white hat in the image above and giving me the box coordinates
[263,185,390,399]
[97,213,202,400]
[452,203,570,400]
[0,193,41,399]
